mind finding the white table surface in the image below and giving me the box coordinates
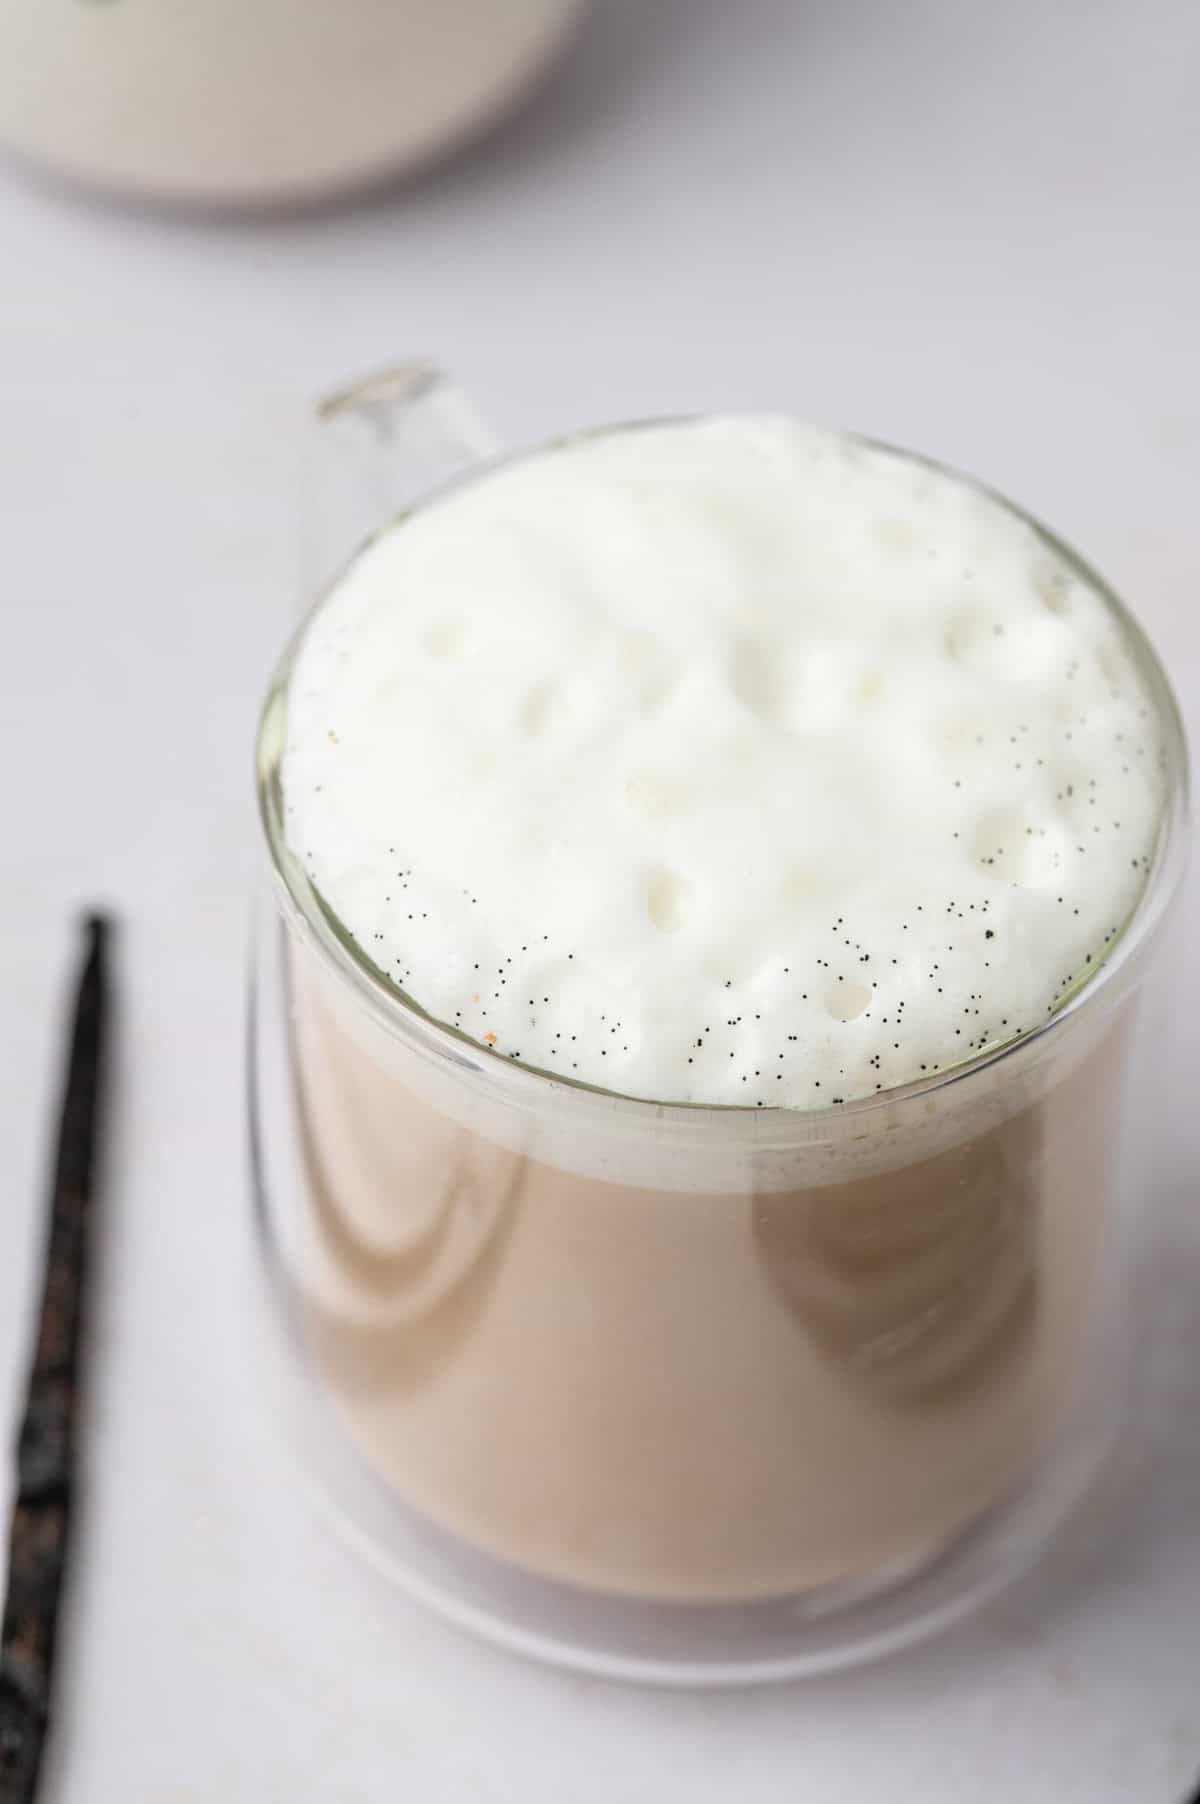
[2,3,1198,1798]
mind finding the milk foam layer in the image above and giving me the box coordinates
[282,418,1167,1108]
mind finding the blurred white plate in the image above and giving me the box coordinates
[0,0,586,211]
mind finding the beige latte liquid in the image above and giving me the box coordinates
[285,933,1130,1601]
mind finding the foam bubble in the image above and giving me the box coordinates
[282,417,1168,1107]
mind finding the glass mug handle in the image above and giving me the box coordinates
[300,362,499,607]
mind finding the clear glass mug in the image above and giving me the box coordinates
[251,366,1189,1684]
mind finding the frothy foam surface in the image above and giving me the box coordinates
[282,418,1167,1107]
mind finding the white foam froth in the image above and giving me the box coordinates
[282,417,1167,1107]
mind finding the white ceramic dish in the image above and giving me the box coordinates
[0,0,586,210]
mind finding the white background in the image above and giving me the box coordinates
[2,3,1198,1798]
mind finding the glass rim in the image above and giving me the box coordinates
[256,413,1192,1138]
